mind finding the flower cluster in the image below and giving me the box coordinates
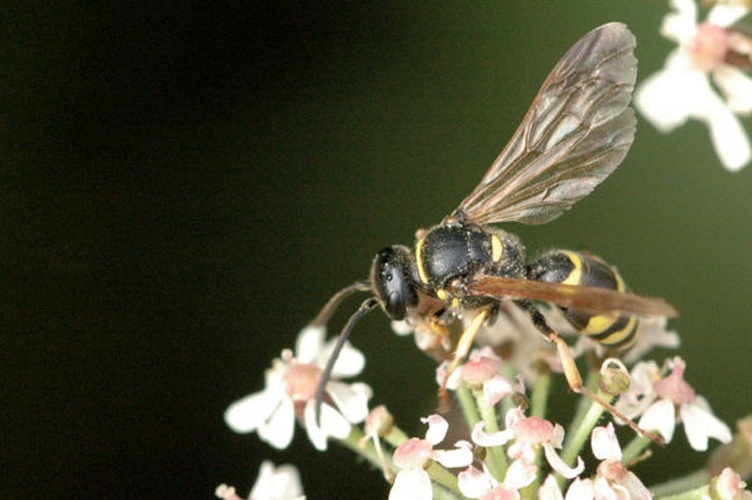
[220,314,749,499]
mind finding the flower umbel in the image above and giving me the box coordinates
[223,325,371,451]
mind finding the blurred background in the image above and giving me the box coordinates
[6,2,752,497]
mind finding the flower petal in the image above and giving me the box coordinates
[593,476,623,500]
[698,91,752,171]
[662,0,698,43]
[591,424,622,461]
[538,474,564,500]
[393,438,433,469]
[707,4,749,27]
[504,459,537,490]
[714,65,752,113]
[295,325,325,363]
[423,414,449,445]
[304,400,351,451]
[484,376,515,406]
[432,443,473,469]
[564,477,594,500]
[680,397,732,451]
[389,469,432,500]
[543,443,585,479]
[224,388,281,433]
[635,54,696,131]
[622,471,652,500]
[471,421,515,447]
[458,465,492,498]
[639,399,676,443]
[325,340,366,378]
[259,396,296,449]
[326,381,372,423]
[249,461,305,500]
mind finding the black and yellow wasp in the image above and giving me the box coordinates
[311,23,677,439]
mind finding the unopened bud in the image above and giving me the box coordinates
[599,358,631,397]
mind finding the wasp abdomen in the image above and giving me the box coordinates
[528,250,638,351]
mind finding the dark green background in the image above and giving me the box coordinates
[6,2,752,497]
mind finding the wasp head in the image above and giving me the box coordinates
[370,245,419,321]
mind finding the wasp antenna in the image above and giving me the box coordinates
[311,281,372,327]
[314,297,379,427]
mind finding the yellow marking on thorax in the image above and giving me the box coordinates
[415,238,429,284]
[491,234,503,262]
[436,288,448,300]
[613,269,627,293]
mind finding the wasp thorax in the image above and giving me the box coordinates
[371,245,419,321]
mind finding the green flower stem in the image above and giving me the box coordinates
[383,424,410,448]
[500,363,517,418]
[531,368,551,419]
[457,382,481,431]
[558,392,608,487]
[425,461,461,494]
[621,434,653,465]
[473,387,509,480]
[565,370,600,438]
[649,470,710,498]
[431,483,462,500]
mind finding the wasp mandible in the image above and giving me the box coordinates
[310,23,677,440]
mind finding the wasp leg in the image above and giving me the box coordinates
[515,300,664,445]
[438,308,491,410]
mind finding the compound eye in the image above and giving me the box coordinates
[385,290,407,320]
[371,246,418,321]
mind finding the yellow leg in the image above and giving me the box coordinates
[515,299,663,445]
[438,309,490,410]
[550,330,664,445]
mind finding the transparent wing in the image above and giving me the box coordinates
[455,23,637,226]
[463,275,678,317]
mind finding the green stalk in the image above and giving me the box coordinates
[473,387,509,480]
[649,470,709,498]
[457,382,481,432]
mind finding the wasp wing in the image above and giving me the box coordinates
[464,275,678,317]
[456,23,637,226]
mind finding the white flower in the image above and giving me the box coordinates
[389,414,473,500]
[458,461,536,499]
[437,346,525,406]
[636,0,752,171]
[216,460,305,500]
[591,424,652,499]
[615,356,732,451]
[223,325,371,451]
[471,407,585,479]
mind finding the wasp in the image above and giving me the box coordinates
[310,23,677,440]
